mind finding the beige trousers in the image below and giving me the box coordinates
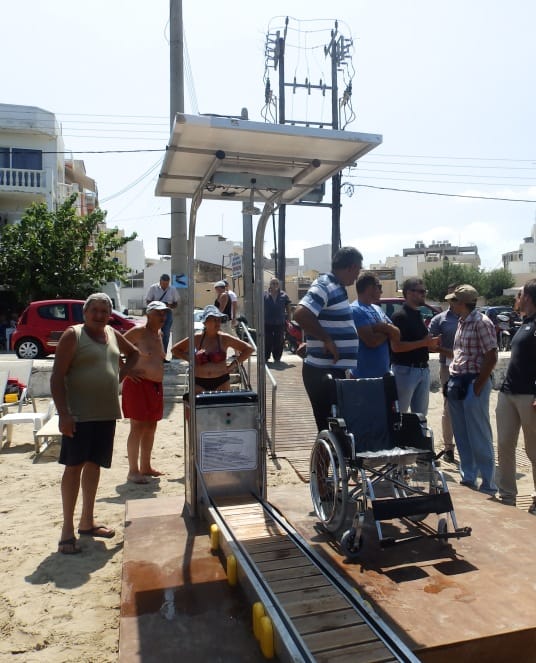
[496,392,536,500]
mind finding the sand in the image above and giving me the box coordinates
[0,389,501,662]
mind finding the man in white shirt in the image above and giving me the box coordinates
[145,274,180,358]
[223,279,238,330]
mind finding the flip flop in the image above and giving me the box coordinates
[78,525,115,539]
[58,537,82,554]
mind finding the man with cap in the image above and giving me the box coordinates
[446,284,498,495]
[223,279,238,329]
[145,274,180,359]
[121,301,167,484]
[214,280,232,332]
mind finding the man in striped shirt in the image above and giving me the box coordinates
[446,284,498,495]
[293,247,362,431]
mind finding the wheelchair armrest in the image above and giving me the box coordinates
[327,417,347,432]
[394,412,433,452]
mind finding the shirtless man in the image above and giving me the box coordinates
[121,301,167,484]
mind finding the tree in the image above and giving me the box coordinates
[423,263,516,305]
[480,268,515,304]
[423,262,484,301]
[0,194,136,309]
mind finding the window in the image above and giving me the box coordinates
[72,304,84,323]
[0,148,43,186]
[38,304,67,321]
[12,148,42,170]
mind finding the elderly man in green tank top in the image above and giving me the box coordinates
[51,293,141,555]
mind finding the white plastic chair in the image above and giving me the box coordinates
[0,359,36,412]
[0,399,55,454]
[0,371,8,415]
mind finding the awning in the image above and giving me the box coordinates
[155,113,382,205]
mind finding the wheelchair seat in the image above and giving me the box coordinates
[310,373,471,558]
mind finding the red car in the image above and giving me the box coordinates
[11,299,142,359]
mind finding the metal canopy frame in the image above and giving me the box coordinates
[156,112,382,514]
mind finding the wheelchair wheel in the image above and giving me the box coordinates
[437,517,448,546]
[310,432,348,533]
[341,527,363,560]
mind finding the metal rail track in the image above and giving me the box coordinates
[208,495,419,662]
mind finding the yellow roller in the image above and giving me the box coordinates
[252,602,265,640]
[209,524,219,551]
[259,615,274,659]
[226,554,237,586]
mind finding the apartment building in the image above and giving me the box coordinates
[0,103,99,226]
[502,224,536,286]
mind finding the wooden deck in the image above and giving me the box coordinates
[263,354,536,510]
[265,356,318,481]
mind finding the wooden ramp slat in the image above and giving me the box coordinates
[215,495,401,661]
[305,623,385,652]
[294,608,366,634]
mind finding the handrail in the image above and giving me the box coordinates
[236,320,277,456]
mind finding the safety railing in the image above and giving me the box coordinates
[236,319,277,456]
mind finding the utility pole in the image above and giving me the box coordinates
[328,26,341,254]
[170,0,188,341]
[277,33,286,289]
[264,19,353,261]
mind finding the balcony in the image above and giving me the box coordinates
[0,167,46,192]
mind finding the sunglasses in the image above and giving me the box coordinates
[410,289,427,294]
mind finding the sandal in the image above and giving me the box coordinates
[58,537,82,555]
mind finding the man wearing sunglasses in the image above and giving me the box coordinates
[390,277,440,415]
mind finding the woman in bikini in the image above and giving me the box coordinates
[171,304,253,393]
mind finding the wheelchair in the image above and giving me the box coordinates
[309,373,471,559]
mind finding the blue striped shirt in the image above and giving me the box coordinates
[299,273,358,369]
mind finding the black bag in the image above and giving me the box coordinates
[445,373,477,400]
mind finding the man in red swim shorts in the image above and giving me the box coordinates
[122,301,167,484]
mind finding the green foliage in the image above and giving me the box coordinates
[0,194,136,309]
[423,263,484,301]
[423,263,515,304]
[480,267,515,301]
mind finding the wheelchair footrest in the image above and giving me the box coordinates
[449,526,472,538]
[372,491,454,521]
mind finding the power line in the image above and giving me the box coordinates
[351,183,536,203]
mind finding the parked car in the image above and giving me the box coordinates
[11,299,143,359]
[194,308,205,331]
[378,298,442,327]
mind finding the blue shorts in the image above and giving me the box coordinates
[59,420,116,468]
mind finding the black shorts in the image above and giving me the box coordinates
[59,420,116,468]
[195,374,230,391]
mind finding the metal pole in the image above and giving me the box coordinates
[277,35,287,289]
[330,26,341,256]
[242,203,254,325]
[170,0,188,341]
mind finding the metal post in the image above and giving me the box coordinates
[242,203,254,325]
[170,0,188,341]
[330,26,341,256]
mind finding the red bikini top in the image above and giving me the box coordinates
[195,333,227,365]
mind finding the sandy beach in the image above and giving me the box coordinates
[0,383,506,662]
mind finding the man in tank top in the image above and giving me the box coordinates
[51,293,141,555]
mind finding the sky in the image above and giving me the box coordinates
[2,0,536,270]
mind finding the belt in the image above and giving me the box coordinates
[395,362,429,369]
